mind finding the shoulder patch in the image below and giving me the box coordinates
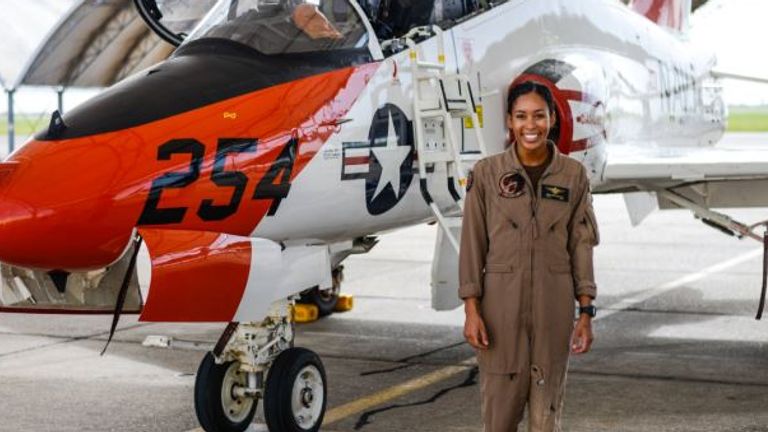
[466,170,474,192]
[541,184,569,202]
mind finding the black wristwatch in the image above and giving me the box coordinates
[579,305,597,318]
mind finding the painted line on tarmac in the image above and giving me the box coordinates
[324,357,476,425]
[601,247,763,319]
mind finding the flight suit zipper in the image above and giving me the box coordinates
[524,166,554,349]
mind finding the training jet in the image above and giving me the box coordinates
[2,0,768,431]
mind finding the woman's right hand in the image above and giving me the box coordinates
[463,298,489,350]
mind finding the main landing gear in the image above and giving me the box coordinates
[298,266,344,317]
[194,300,327,432]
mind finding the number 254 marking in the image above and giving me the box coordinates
[137,137,296,225]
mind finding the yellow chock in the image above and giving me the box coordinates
[334,295,354,312]
[293,304,319,323]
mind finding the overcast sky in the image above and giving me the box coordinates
[690,0,768,105]
[0,0,767,111]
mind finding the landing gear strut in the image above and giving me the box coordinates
[193,299,327,432]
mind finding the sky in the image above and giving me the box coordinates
[689,0,768,105]
[0,0,767,114]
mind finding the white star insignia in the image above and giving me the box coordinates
[371,112,411,200]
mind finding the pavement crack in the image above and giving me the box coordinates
[352,366,479,430]
[0,322,150,358]
[569,369,768,387]
[359,341,466,376]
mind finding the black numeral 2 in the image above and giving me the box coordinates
[138,139,204,225]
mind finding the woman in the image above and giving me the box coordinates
[459,81,599,432]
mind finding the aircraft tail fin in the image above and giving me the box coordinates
[630,0,692,32]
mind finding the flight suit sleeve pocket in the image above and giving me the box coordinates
[484,264,514,273]
[549,263,571,274]
[585,208,600,246]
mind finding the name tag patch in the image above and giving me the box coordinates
[541,184,569,202]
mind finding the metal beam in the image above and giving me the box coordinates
[57,86,65,114]
[7,88,15,154]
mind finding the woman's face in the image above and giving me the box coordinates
[507,91,556,153]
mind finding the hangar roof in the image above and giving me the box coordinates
[15,0,214,89]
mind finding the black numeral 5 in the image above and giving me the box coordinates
[197,138,257,221]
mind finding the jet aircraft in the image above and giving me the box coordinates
[2,0,768,431]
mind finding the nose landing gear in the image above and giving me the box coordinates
[193,300,327,432]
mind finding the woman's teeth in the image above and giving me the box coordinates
[524,133,539,141]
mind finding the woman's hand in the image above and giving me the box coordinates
[571,315,594,354]
[463,298,489,350]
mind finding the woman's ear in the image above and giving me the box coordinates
[549,110,557,128]
[506,112,514,129]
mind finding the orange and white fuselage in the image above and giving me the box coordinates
[0,0,729,322]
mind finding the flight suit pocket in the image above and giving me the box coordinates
[485,263,514,273]
[549,263,570,274]
[585,207,600,245]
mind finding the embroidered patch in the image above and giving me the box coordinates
[466,170,474,192]
[499,172,525,198]
[541,184,569,202]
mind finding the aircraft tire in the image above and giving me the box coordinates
[194,352,257,432]
[264,347,327,432]
[300,287,339,317]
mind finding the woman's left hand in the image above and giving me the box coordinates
[571,316,594,354]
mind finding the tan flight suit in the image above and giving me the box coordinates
[459,143,599,432]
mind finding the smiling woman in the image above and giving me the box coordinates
[459,80,600,432]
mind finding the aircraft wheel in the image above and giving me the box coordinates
[264,347,327,432]
[300,286,339,317]
[194,352,257,432]
[300,267,343,316]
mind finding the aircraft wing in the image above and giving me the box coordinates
[603,144,768,187]
[601,143,768,232]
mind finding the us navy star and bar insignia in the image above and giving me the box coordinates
[340,104,417,215]
[542,184,569,202]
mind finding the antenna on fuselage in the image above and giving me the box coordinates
[45,110,67,140]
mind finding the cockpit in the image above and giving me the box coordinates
[136,0,485,59]
[183,0,372,56]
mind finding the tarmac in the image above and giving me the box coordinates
[1,133,768,431]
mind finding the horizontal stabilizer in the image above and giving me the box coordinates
[630,0,691,32]
[711,70,768,85]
